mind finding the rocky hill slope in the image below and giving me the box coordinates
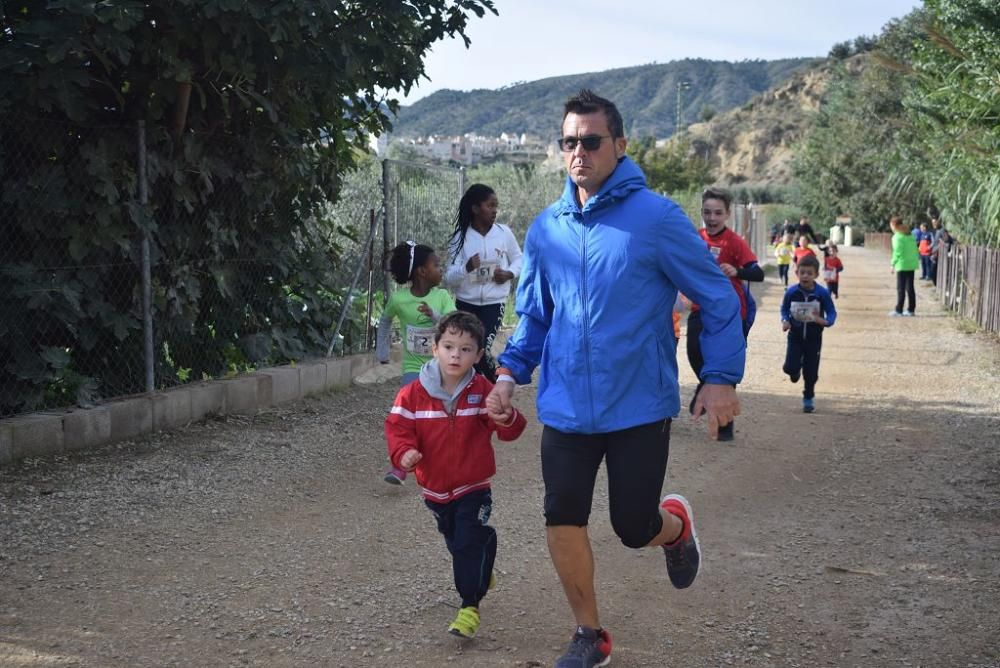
[679,58,862,186]
[393,58,819,139]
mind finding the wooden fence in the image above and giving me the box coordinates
[865,232,892,252]
[937,244,1000,334]
[865,232,1000,334]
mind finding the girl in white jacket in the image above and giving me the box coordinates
[444,184,523,382]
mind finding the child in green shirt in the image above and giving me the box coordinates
[376,241,456,484]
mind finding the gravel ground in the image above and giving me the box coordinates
[1,246,999,668]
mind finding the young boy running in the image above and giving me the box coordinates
[780,255,837,413]
[686,187,763,441]
[384,311,526,638]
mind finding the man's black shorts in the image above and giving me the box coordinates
[541,419,671,549]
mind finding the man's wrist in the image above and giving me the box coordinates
[496,367,515,384]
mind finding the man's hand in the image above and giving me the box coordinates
[487,401,514,425]
[466,253,481,272]
[691,383,741,439]
[486,379,515,417]
[781,320,791,332]
[814,317,828,327]
[719,262,738,278]
[399,449,422,470]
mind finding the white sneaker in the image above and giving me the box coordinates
[888,311,903,317]
[902,310,915,317]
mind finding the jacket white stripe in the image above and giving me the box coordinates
[390,406,486,419]
[422,479,491,502]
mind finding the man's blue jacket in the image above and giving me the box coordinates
[498,157,746,434]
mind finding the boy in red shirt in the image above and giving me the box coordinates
[385,311,526,639]
[686,188,763,441]
[822,243,844,298]
[792,235,816,267]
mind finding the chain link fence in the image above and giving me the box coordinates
[1,114,382,418]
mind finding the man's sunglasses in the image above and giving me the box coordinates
[558,135,611,152]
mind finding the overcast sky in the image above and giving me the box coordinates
[397,0,923,104]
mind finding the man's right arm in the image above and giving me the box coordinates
[495,223,550,384]
[657,206,745,386]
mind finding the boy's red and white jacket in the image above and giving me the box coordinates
[385,364,526,503]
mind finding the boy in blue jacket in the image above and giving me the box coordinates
[781,254,837,413]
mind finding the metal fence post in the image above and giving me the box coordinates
[381,159,391,302]
[137,121,154,393]
[327,212,380,357]
[364,208,377,350]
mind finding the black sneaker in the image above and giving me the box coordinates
[554,626,612,668]
[717,420,734,442]
[660,494,701,589]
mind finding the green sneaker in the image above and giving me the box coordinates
[448,606,480,638]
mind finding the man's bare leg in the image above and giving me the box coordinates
[547,525,599,628]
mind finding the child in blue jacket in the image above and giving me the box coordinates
[781,255,837,413]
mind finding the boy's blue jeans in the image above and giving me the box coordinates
[425,488,496,608]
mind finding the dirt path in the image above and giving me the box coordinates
[2,246,999,668]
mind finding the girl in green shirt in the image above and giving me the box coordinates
[376,241,456,483]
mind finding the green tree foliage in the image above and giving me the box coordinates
[796,1,999,245]
[794,12,933,231]
[0,0,494,414]
[890,0,1000,245]
[465,163,565,242]
[629,136,713,196]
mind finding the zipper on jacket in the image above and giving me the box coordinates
[479,233,487,304]
[580,214,596,432]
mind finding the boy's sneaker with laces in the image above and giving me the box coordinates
[554,626,612,668]
[888,310,903,317]
[383,467,406,485]
[803,398,815,413]
[448,606,480,638]
[660,494,701,589]
[717,420,735,442]
[903,310,915,317]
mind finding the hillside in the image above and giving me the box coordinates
[678,58,862,186]
[393,58,820,139]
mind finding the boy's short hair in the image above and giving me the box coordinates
[797,255,820,272]
[435,311,485,350]
[701,187,732,211]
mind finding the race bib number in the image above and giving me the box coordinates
[709,246,722,259]
[472,261,497,284]
[406,325,435,356]
[823,268,838,282]
[790,301,820,323]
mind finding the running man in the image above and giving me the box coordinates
[486,89,745,668]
